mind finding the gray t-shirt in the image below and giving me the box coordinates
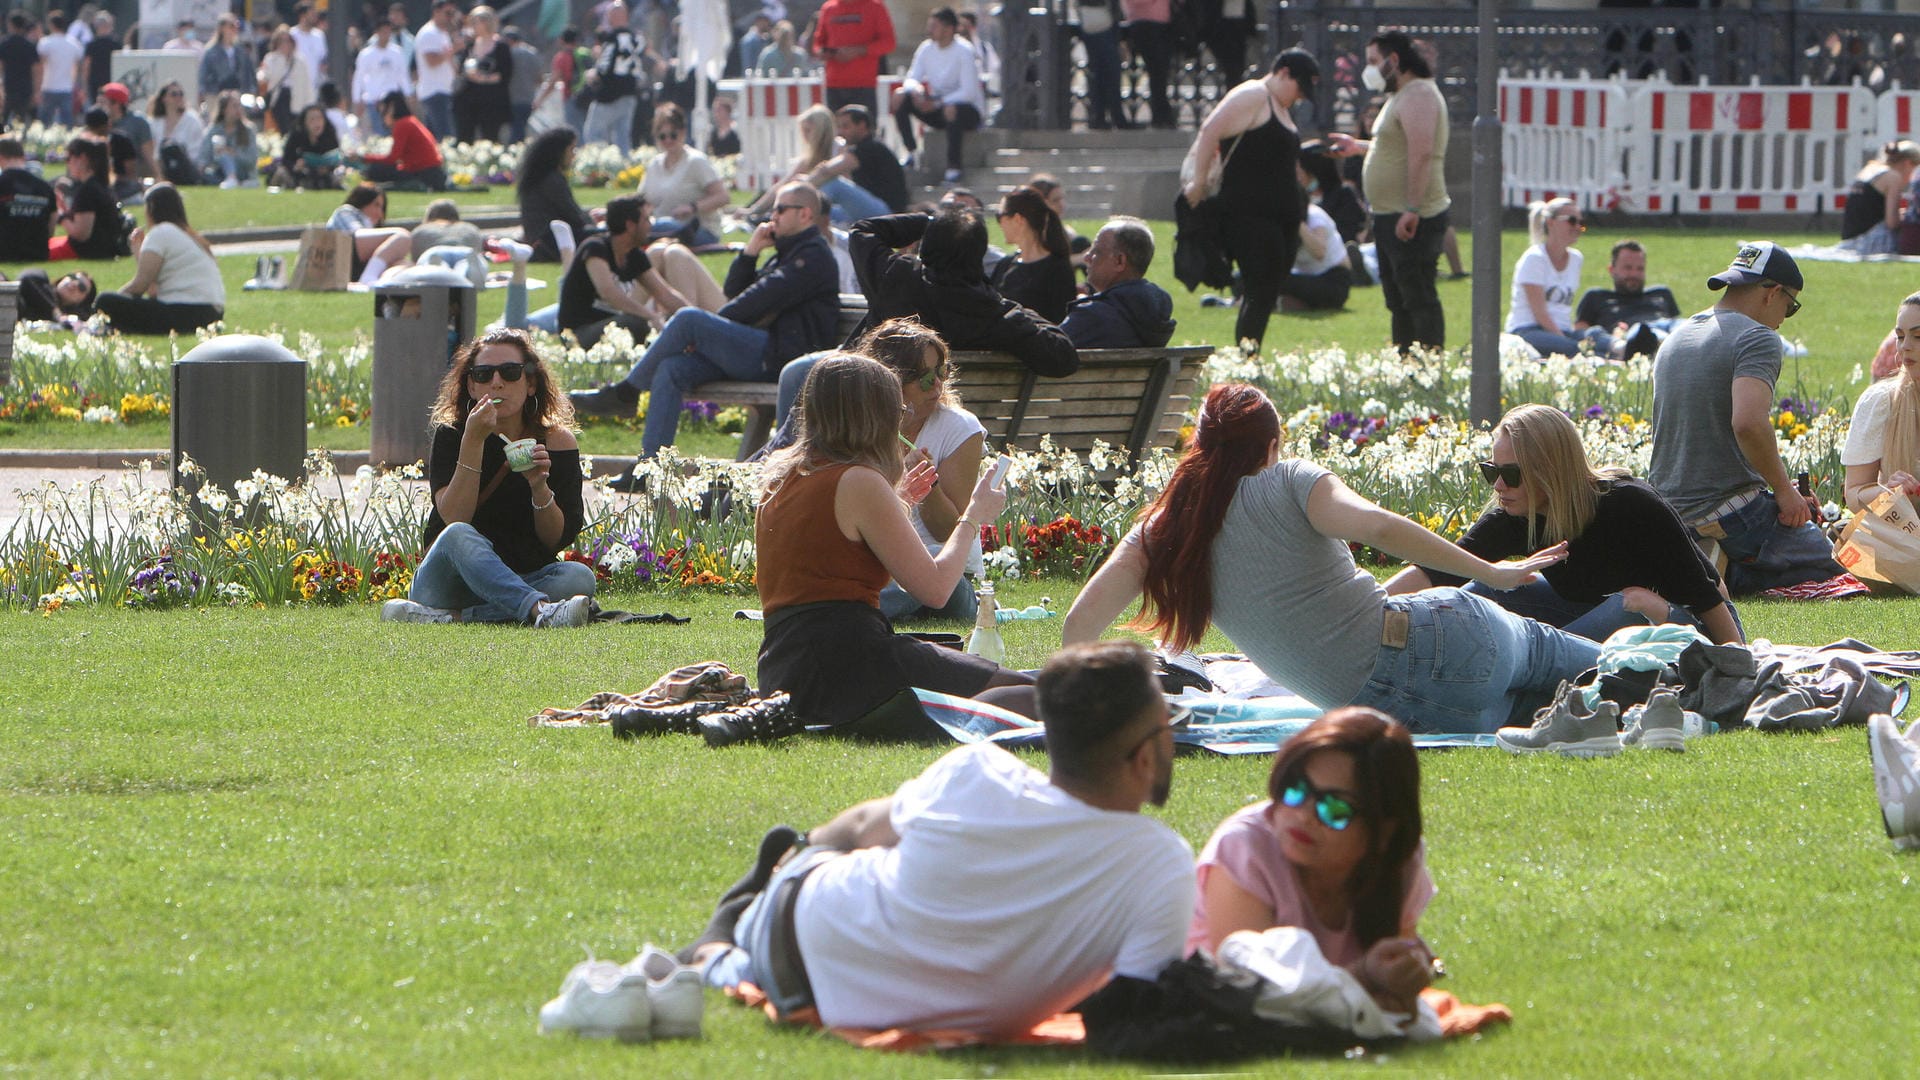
[1648,308,1783,522]
[1204,459,1383,708]
[410,220,484,259]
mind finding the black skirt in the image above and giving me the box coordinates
[758,601,1001,726]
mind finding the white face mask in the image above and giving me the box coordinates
[1361,62,1388,93]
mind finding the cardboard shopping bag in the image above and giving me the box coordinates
[1835,484,1920,592]
[287,227,352,292]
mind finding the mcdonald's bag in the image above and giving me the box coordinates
[288,228,353,292]
[1834,483,1920,593]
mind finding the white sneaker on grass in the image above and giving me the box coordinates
[1869,713,1920,851]
[532,595,591,628]
[381,598,453,624]
[537,957,651,1041]
[630,944,704,1039]
[1497,681,1622,758]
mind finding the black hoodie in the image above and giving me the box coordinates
[849,213,1078,377]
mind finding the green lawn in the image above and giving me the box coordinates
[2,579,1916,1076]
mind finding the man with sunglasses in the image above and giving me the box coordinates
[1061,217,1175,349]
[1648,242,1853,596]
[570,182,838,480]
[689,640,1194,1035]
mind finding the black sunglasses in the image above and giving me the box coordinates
[468,362,525,384]
[1771,284,1802,319]
[1478,460,1523,487]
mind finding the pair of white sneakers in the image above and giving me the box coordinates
[537,945,704,1042]
[1869,714,1920,851]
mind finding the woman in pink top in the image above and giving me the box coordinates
[1189,707,1437,1014]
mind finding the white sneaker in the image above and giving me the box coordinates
[538,957,651,1041]
[629,944,704,1038]
[381,598,454,624]
[1869,713,1920,850]
[532,595,591,628]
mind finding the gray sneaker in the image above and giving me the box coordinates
[1622,687,1687,752]
[381,598,454,624]
[568,383,636,417]
[1869,713,1920,850]
[1497,681,1622,758]
[532,594,592,628]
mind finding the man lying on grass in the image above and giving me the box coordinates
[687,640,1195,1035]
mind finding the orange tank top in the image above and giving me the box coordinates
[756,462,893,613]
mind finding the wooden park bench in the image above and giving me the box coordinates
[694,343,1215,465]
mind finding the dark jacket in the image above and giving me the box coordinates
[1060,277,1177,349]
[721,228,841,376]
[519,170,594,262]
[849,213,1078,377]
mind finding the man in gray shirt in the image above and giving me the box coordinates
[1648,242,1848,595]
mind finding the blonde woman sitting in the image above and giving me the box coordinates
[1843,291,1920,509]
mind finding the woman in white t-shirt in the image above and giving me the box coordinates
[1843,291,1920,510]
[1505,197,1599,358]
[1276,182,1352,312]
[638,103,727,246]
[863,319,988,622]
[149,82,208,174]
[95,184,226,335]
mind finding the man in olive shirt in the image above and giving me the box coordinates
[1330,31,1449,353]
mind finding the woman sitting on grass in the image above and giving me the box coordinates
[201,90,258,187]
[150,81,206,182]
[1064,383,1597,734]
[755,353,1035,724]
[274,104,343,190]
[51,138,121,261]
[357,92,447,191]
[327,183,412,286]
[1385,404,1742,644]
[1189,707,1435,1015]
[1845,292,1920,510]
[383,328,597,628]
[95,184,225,334]
[517,127,597,264]
[1504,198,1598,358]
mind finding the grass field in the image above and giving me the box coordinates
[2,579,1917,1077]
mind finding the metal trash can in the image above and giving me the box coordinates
[372,264,476,468]
[170,334,307,497]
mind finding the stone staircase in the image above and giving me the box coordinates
[905,128,1191,220]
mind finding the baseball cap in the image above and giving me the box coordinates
[100,82,130,106]
[1707,241,1804,292]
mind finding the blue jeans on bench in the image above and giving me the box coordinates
[619,308,771,457]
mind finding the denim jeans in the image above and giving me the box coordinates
[1079,26,1125,126]
[621,308,771,456]
[420,93,454,140]
[879,575,978,622]
[38,91,74,127]
[583,95,636,153]
[408,522,598,622]
[702,846,844,1017]
[363,108,390,138]
[1693,489,1847,595]
[818,176,890,224]
[1374,210,1449,351]
[1462,578,1722,644]
[774,351,830,427]
[1348,587,1602,734]
[650,215,718,247]
[1512,324,1586,359]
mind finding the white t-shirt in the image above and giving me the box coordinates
[905,404,987,576]
[353,40,412,105]
[1843,376,1901,468]
[1504,243,1582,333]
[793,742,1196,1035]
[38,34,83,93]
[414,22,455,97]
[904,38,985,112]
[640,149,723,238]
[143,222,226,306]
[1293,203,1347,277]
[158,111,207,166]
[291,25,327,85]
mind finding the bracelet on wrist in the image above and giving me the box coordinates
[531,492,556,511]
[457,460,482,475]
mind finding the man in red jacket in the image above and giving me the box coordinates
[812,0,895,113]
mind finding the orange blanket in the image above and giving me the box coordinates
[725,982,1509,1053]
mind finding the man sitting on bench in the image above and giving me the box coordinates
[692,640,1195,1035]
[1061,217,1176,349]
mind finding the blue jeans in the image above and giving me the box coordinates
[774,351,830,427]
[509,101,533,144]
[879,574,978,622]
[526,302,560,333]
[1512,324,1586,359]
[1462,578,1725,643]
[408,522,598,623]
[621,308,771,456]
[651,215,718,247]
[1079,26,1124,126]
[818,176,890,224]
[420,93,454,140]
[1348,588,1602,734]
[38,91,74,126]
[583,95,636,153]
[1693,489,1846,595]
[363,108,390,138]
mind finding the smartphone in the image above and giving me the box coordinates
[986,455,1012,490]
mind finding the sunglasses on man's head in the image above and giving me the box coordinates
[1478,460,1523,487]
[468,362,525,384]
[1281,776,1359,831]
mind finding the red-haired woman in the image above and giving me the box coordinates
[1189,707,1435,1014]
[1063,383,1600,733]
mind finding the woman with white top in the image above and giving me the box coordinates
[1505,198,1599,358]
[95,184,225,334]
[258,26,314,136]
[1277,159,1352,312]
[149,81,207,177]
[638,102,728,247]
[1843,291,1920,510]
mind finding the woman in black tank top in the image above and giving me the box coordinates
[1839,140,1919,256]
[1182,49,1316,349]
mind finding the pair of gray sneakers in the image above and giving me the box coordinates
[1498,682,1693,757]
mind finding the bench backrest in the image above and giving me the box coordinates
[950,346,1214,464]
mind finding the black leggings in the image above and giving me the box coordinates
[1224,216,1298,348]
[96,293,223,334]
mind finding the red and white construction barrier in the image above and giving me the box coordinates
[1500,78,1634,212]
[717,74,907,192]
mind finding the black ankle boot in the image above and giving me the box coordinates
[698,692,802,748]
[610,698,735,739]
